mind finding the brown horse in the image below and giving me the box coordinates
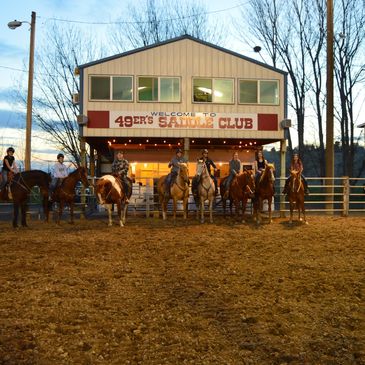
[253,163,275,224]
[95,175,131,227]
[192,160,216,223]
[287,170,307,224]
[157,163,190,222]
[220,170,255,223]
[9,170,51,228]
[50,166,89,224]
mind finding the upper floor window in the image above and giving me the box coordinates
[138,77,180,102]
[239,79,279,105]
[193,78,234,104]
[90,75,133,101]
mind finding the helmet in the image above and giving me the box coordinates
[202,149,208,154]
[57,153,64,159]
[176,148,183,154]
[7,147,15,153]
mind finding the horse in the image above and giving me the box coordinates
[157,163,190,222]
[192,160,216,223]
[50,166,89,224]
[95,175,132,227]
[287,170,307,224]
[8,170,51,228]
[220,170,255,223]
[253,163,275,225]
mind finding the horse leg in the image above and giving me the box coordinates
[122,202,128,225]
[21,202,28,227]
[268,197,273,223]
[200,198,204,224]
[162,197,167,220]
[41,188,49,223]
[242,198,247,224]
[222,198,227,218]
[117,201,123,227]
[106,204,113,226]
[209,197,213,224]
[13,202,19,228]
[57,201,64,225]
[69,201,74,224]
[289,199,294,224]
[256,199,261,225]
[183,197,188,220]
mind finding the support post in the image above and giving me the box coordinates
[280,139,287,217]
[342,176,349,217]
[80,137,87,219]
[184,137,190,160]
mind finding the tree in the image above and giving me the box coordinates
[18,24,104,165]
[334,0,365,176]
[110,0,226,52]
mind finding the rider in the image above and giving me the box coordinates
[0,147,18,193]
[223,151,241,199]
[282,152,309,195]
[111,150,131,203]
[197,149,218,196]
[253,149,267,185]
[164,148,188,199]
[50,153,69,198]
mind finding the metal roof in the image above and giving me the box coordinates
[77,34,287,75]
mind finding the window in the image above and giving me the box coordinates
[90,76,110,100]
[239,79,279,105]
[138,77,180,102]
[112,77,133,101]
[90,75,133,101]
[193,78,234,103]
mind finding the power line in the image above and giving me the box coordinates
[39,2,247,26]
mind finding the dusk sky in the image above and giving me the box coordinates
[0,0,250,169]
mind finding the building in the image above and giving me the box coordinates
[76,35,289,186]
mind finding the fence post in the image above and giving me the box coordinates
[342,176,349,217]
[145,180,150,218]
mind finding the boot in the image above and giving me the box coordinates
[304,187,310,195]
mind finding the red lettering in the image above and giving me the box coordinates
[158,116,167,127]
[227,118,235,129]
[244,118,253,129]
[235,118,243,129]
[219,117,227,129]
[133,116,140,124]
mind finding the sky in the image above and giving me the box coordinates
[0,0,253,169]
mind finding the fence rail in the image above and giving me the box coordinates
[1,176,364,219]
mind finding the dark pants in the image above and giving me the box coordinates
[164,172,177,196]
[121,176,132,199]
[0,169,9,190]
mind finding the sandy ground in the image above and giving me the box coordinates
[0,214,364,365]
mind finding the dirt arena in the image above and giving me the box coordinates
[0,214,364,365]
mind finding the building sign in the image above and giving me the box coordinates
[86,111,279,131]
[110,111,258,130]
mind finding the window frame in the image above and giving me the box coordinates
[238,79,279,105]
[192,77,235,104]
[89,75,134,102]
[137,76,181,103]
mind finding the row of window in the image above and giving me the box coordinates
[90,76,279,105]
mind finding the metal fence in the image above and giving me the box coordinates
[1,176,364,219]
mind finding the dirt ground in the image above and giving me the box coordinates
[0,213,364,365]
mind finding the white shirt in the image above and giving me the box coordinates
[53,162,68,178]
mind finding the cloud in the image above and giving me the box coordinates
[0,40,25,59]
[0,109,25,128]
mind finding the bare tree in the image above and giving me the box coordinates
[110,0,226,52]
[18,24,104,165]
[334,0,365,176]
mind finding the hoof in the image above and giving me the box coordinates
[108,222,112,227]
[304,221,308,225]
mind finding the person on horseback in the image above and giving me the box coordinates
[282,152,309,195]
[223,151,241,199]
[253,150,267,185]
[194,149,218,196]
[111,150,131,203]
[49,153,69,198]
[164,148,188,199]
[0,147,18,193]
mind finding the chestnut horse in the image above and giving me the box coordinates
[192,160,216,223]
[50,166,89,224]
[220,170,255,223]
[253,163,275,224]
[287,170,307,224]
[95,175,131,227]
[9,170,51,228]
[157,163,190,222]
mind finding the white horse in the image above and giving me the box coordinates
[193,160,216,223]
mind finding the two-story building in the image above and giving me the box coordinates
[76,34,289,186]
